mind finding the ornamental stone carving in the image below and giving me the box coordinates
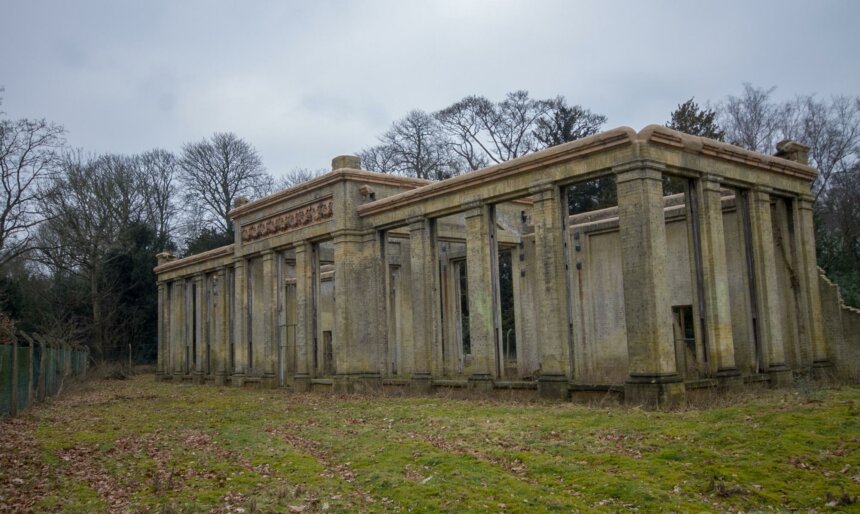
[241,197,334,243]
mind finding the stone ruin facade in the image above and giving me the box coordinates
[154,125,860,406]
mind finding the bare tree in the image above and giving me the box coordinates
[361,110,461,180]
[275,167,327,189]
[359,144,399,174]
[0,109,65,267]
[433,97,489,171]
[178,132,269,233]
[135,149,179,248]
[436,91,552,166]
[39,152,146,359]
[780,95,860,199]
[718,83,783,153]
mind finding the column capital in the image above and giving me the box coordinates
[751,186,774,204]
[701,174,725,191]
[529,181,556,201]
[797,194,815,209]
[407,216,428,231]
[612,164,664,184]
[613,160,665,183]
[232,257,246,268]
[462,199,485,218]
[261,249,275,260]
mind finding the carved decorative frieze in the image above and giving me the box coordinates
[241,197,334,243]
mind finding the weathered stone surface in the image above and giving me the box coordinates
[153,126,856,406]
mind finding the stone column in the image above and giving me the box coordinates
[214,267,229,385]
[332,229,384,393]
[193,274,205,383]
[232,258,247,386]
[156,282,166,379]
[171,279,186,379]
[615,163,685,407]
[293,242,313,391]
[797,195,830,373]
[697,176,741,385]
[464,201,496,391]
[749,187,792,386]
[261,251,277,387]
[408,217,437,393]
[530,183,572,399]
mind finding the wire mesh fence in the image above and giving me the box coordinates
[0,333,89,417]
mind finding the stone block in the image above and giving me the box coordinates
[767,366,793,388]
[537,374,569,400]
[293,375,311,392]
[624,375,686,408]
[468,373,494,393]
[411,373,433,395]
[231,373,245,388]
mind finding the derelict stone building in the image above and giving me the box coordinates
[154,125,860,406]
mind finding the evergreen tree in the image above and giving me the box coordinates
[667,97,725,140]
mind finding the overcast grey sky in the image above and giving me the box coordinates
[2,0,859,176]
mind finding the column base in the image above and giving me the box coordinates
[231,373,246,388]
[213,372,228,386]
[333,375,354,393]
[715,367,743,389]
[193,371,205,385]
[261,373,277,389]
[537,374,569,400]
[767,365,793,388]
[411,373,433,394]
[812,360,834,380]
[354,373,382,394]
[624,374,686,408]
[293,374,311,392]
[468,373,494,392]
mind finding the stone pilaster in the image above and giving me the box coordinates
[172,279,186,379]
[214,267,229,385]
[332,229,384,393]
[293,242,313,391]
[464,201,496,389]
[749,187,792,387]
[156,282,166,379]
[408,217,437,393]
[530,183,572,399]
[193,274,205,383]
[697,177,741,385]
[797,195,830,373]
[261,251,277,387]
[616,163,684,407]
[232,258,247,387]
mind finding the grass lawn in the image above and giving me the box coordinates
[1,375,859,513]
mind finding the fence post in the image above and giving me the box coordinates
[37,336,46,402]
[10,338,18,417]
[28,337,34,407]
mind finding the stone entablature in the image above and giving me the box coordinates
[154,125,859,407]
[240,196,334,244]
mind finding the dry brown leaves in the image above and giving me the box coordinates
[0,417,51,513]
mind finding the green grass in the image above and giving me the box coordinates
[2,376,859,512]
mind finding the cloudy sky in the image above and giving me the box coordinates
[2,0,859,176]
